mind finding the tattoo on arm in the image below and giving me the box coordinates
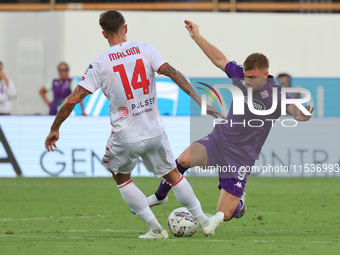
[159,63,201,104]
[73,86,89,101]
[51,86,90,131]
[51,102,74,131]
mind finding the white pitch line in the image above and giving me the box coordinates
[14,228,315,234]
[220,228,316,232]
[0,214,171,222]
[0,235,336,244]
[13,229,142,233]
[66,228,314,233]
[67,229,141,232]
[0,215,116,222]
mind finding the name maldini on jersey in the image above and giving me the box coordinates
[109,47,141,61]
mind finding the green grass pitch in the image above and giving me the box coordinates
[0,177,339,254]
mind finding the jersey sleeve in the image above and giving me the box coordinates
[225,61,244,78]
[78,57,102,94]
[146,43,167,73]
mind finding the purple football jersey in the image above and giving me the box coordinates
[49,78,73,115]
[211,61,290,160]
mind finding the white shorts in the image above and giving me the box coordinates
[101,132,176,178]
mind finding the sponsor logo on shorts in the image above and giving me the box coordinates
[118,106,129,119]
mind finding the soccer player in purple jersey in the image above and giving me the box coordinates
[140,20,314,221]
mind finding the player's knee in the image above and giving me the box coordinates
[177,155,190,169]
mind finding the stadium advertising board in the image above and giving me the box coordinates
[0,116,339,178]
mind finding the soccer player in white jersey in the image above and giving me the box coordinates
[45,10,225,239]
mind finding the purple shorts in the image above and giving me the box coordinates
[196,132,255,198]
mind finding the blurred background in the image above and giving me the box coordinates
[0,0,339,177]
[0,0,339,115]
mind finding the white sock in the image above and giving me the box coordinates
[148,218,164,233]
[118,180,163,233]
[171,175,209,227]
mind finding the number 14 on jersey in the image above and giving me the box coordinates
[113,59,150,100]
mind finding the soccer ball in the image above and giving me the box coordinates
[167,207,198,237]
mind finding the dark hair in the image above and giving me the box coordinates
[99,10,125,35]
[243,53,269,71]
[277,73,291,86]
[57,62,69,71]
[277,73,291,79]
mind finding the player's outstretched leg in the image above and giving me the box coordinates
[130,159,187,214]
[216,189,246,221]
[163,169,224,236]
[114,173,168,239]
[133,143,206,213]
[154,159,188,200]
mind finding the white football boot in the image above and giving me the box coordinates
[201,211,224,236]
[131,194,168,214]
[138,229,169,239]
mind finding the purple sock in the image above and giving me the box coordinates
[155,159,188,200]
[230,200,243,220]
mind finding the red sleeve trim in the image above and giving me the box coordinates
[78,85,93,94]
[157,62,168,74]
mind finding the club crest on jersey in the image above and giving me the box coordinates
[260,90,269,99]
[118,106,129,119]
[84,64,93,74]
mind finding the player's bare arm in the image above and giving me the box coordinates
[158,63,224,119]
[45,86,90,152]
[39,87,51,106]
[51,85,89,130]
[184,20,229,72]
[287,104,314,121]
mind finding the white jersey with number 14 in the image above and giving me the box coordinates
[79,41,167,143]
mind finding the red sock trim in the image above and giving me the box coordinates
[171,175,184,187]
[118,179,132,188]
